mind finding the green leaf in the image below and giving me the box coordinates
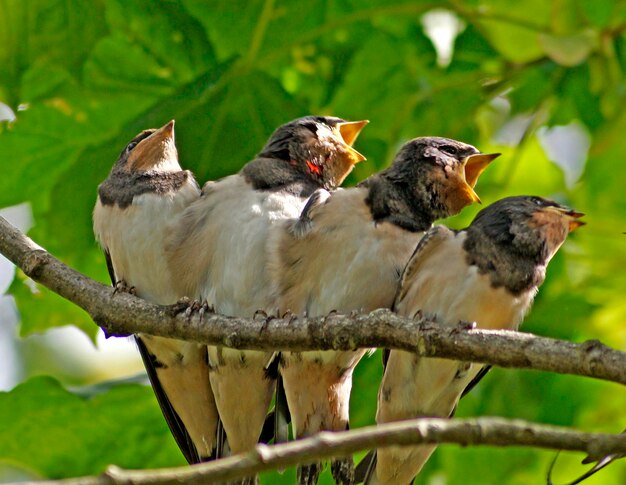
[103,0,215,83]
[578,0,615,28]
[183,0,265,60]
[549,65,603,129]
[539,30,597,67]
[0,376,185,479]
[507,65,555,114]
[10,271,97,341]
[331,31,435,144]
[0,0,107,108]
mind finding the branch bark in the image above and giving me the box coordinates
[17,417,626,485]
[1,215,625,386]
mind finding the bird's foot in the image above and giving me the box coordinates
[253,309,269,319]
[321,309,339,327]
[112,279,136,296]
[254,309,277,333]
[172,297,214,320]
[281,309,298,324]
[331,457,355,485]
[451,319,477,334]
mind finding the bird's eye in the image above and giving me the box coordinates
[301,122,319,135]
[126,141,139,152]
[440,145,458,156]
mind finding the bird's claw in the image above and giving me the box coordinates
[254,309,269,319]
[113,280,136,296]
[254,309,277,333]
[173,297,213,321]
[452,320,476,334]
[264,315,277,332]
[279,309,299,325]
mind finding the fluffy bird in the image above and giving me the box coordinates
[268,137,499,485]
[365,196,584,485]
[93,121,219,464]
[165,116,368,475]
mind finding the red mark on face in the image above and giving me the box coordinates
[306,160,322,176]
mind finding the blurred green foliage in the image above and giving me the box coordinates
[0,0,625,483]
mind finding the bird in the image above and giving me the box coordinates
[364,195,585,485]
[267,137,499,485]
[164,116,369,481]
[92,121,220,464]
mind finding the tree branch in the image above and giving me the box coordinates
[16,417,626,484]
[1,215,625,386]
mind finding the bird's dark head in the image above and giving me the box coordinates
[469,195,585,263]
[386,136,500,219]
[116,120,179,173]
[257,115,368,189]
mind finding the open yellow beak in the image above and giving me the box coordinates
[464,152,500,187]
[337,120,369,146]
[337,120,369,164]
[460,180,482,205]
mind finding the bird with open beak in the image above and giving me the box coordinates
[363,195,584,485]
[165,116,368,484]
[268,137,499,485]
[93,121,219,464]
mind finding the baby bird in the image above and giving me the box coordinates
[93,121,219,464]
[165,116,368,483]
[268,137,499,485]
[366,196,584,485]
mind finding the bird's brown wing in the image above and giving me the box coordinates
[134,336,203,464]
[102,249,206,464]
[394,225,454,306]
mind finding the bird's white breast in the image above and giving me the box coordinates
[196,175,307,317]
[167,174,309,366]
[93,180,199,304]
